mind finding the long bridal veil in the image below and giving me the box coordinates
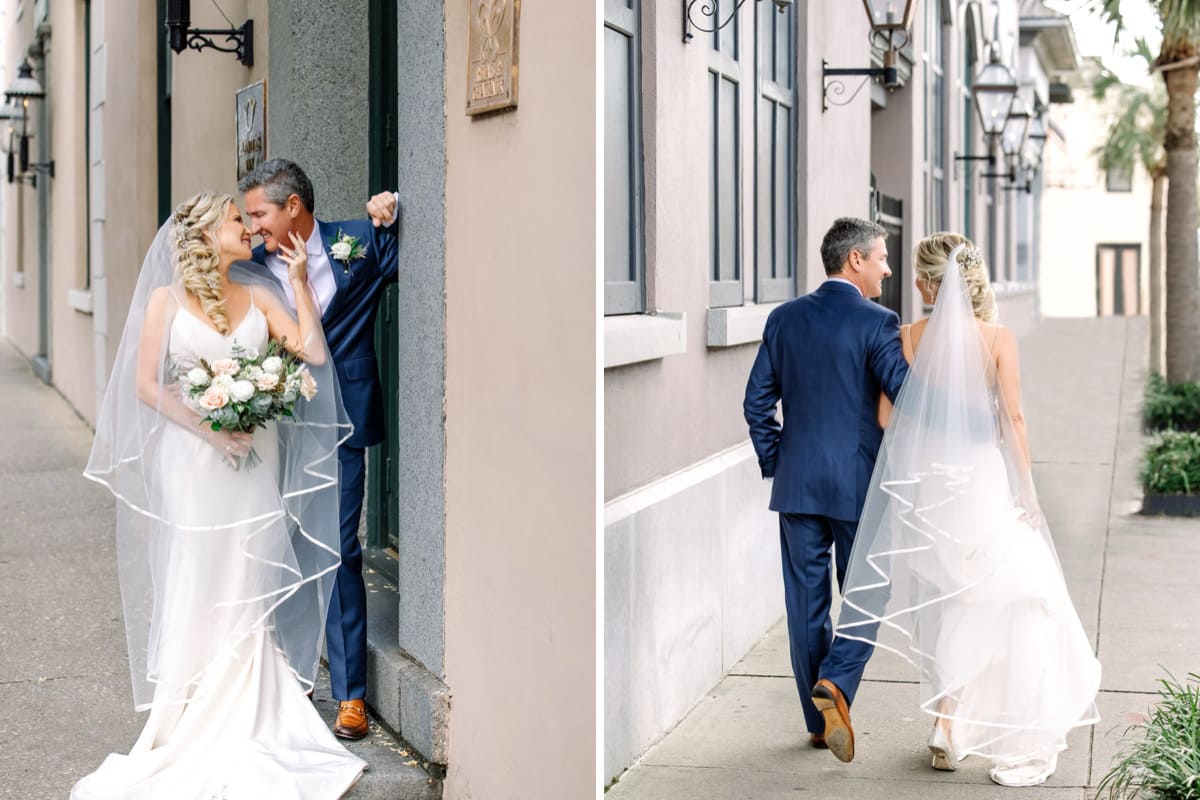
[84,221,352,711]
[834,245,1099,765]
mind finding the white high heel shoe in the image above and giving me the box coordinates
[927,724,960,771]
[989,755,1056,787]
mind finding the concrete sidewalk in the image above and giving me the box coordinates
[0,342,437,799]
[608,316,1200,799]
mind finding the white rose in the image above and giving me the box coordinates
[330,241,352,260]
[210,358,239,377]
[212,374,235,390]
[240,346,260,361]
[186,367,211,387]
[230,380,256,403]
[199,387,229,410]
[299,370,318,401]
[262,356,285,375]
[255,372,280,391]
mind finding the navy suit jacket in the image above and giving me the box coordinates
[743,281,909,521]
[252,217,399,449]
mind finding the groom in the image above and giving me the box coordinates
[239,158,400,740]
[743,217,908,763]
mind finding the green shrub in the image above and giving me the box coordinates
[1144,374,1200,432]
[1143,431,1200,495]
[1096,671,1200,800]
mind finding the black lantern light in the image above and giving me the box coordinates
[1023,111,1048,170]
[3,60,53,185]
[954,47,1019,173]
[0,101,19,184]
[822,0,917,110]
[982,94,1032,188]
[165,0,254,66]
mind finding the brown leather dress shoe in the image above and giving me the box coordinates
[334,699,370,740]
[811,679,855,763]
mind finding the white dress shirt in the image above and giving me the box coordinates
[825,276,863,296]
[265,223,336,314]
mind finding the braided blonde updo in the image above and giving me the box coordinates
[172,192,235,334]
[913,232,998,323]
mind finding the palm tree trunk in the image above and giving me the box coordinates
[1149,169,1166,375]
[1161,63,1200,383]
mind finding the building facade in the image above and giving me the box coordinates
[1,2,597,797]
[1040,56,1153,320]
[603,0,1080,783]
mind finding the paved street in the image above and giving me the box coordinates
[608,316,1200,799]
[0,342,438,799]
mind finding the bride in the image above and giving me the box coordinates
[74,192,365,799]
[834,232,1100,787]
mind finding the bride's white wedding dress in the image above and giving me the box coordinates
[73,304,365,800]
[835,245,1099,787]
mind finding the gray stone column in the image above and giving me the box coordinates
[394,0,448,734]
[266,0,369,220]
[266,0,450,766]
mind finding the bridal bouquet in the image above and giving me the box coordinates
[175,339,317,470]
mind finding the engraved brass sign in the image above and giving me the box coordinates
[466,0,520,115]
[236,80,267,180]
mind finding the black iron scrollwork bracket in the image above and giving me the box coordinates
[184,20,254,66]
[822,61,898,112]
[953,152,994,179]
[684,0,785,43]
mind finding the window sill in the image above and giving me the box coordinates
[604,312,686,369]
[706,301,782,348]
[67,288,94,315]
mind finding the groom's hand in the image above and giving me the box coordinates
[366,191,400,228]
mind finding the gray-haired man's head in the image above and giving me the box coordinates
[238,158,315,212]
[238,158,316,254]
[820,217,888,276]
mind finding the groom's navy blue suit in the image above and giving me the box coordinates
[744,279,908,734]
[253,216,398,701]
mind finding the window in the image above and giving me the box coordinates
[924,0,948,234]
[604,0,645,316]
[754,1,796,303]
[1106,164,1133,193]
[709,14,742,308]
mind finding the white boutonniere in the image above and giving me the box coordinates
[328,229,367,275]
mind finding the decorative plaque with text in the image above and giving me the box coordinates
[236,81,267,180]
[466,0,520,115]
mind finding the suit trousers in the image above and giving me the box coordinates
[327,445,369,701]
[779,512,875,734]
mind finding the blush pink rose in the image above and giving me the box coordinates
[210,358,239,377]
[199,387,229,410]
[255,372,280,391]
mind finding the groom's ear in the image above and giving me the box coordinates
[285,194,302,218]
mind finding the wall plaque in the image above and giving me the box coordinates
[236,80,267,180]
[466,0,520,115]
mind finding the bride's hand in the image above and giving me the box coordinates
[278,231,309,287]
[206,428,254,467]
